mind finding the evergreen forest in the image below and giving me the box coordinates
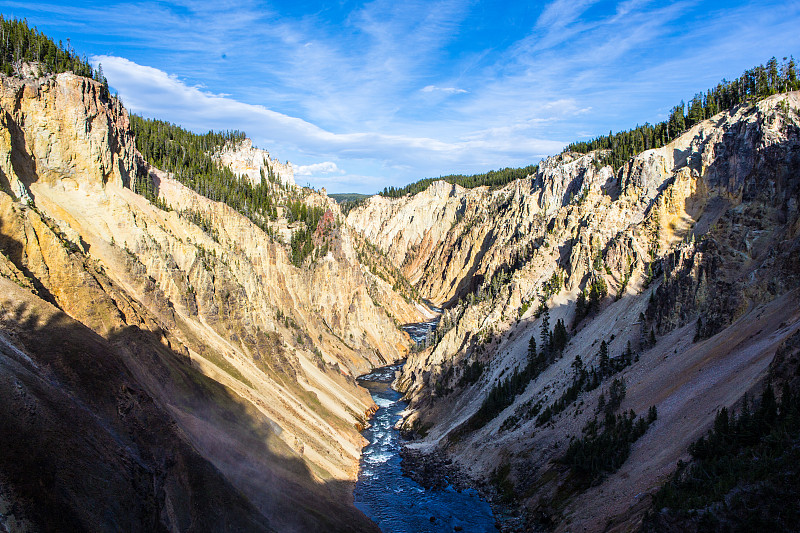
[646,379,800,530]
[0,15,105,87]
[567,56,800,170]
[383,56,800,199]
[130,116,326,266]
[379,165,539,198]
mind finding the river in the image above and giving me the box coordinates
[353,322,496,533]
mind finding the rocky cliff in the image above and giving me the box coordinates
[347,92,800,530]
[214,138,296,187]
[0,69,425,532]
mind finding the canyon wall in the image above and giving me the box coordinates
[348,92,800,531]
[0,70,424,532]
[3,60,799,532]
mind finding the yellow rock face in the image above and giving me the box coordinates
[0,69,424,531]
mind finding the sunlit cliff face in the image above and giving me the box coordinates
[0,68,431,532]
[348,92,800,532]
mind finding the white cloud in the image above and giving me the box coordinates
[53,0,799,193]
[536,0,599,29]
[95,55,461,158]
[295,162,341,175]
[421,85,468,94]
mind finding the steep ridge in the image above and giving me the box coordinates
[348,179,492,306]
[348,92,800,530]
[0,68,425,531]
[347,160,597,308]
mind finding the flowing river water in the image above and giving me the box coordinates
[353,322,496,533]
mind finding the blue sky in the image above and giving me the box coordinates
[4,1,799,193]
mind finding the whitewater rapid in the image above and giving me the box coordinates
[353,361,495,532]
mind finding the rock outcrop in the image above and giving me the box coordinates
[214,138,296,187]
[347,156,615,308]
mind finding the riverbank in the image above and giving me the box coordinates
[398,447,467,492]
[398,446,534,533]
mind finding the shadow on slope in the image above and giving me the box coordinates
[0,285,378,533]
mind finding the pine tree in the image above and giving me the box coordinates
[624,340,633,365]
[527,335,537,365]
[759,384,778,424]
[575,290,588,324]
[540,308,550,352]
[552,318,568,352]
[598,340,609,375]
[571,354,584,378]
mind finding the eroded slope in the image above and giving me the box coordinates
[355,92,800,531]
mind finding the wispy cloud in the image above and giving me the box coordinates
[536,0,599,28]
[295,162,341,176]
[6,0,799,192]
[97,55,565,191]
[96,55,459,157]
[421,85,468,94]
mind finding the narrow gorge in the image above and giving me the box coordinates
[1,18,800,533]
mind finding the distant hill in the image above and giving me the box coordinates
[378,165,539,198]
[329,193,371,203]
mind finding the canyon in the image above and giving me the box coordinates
[1,58,799,533]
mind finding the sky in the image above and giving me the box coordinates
[3,1,799,193]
